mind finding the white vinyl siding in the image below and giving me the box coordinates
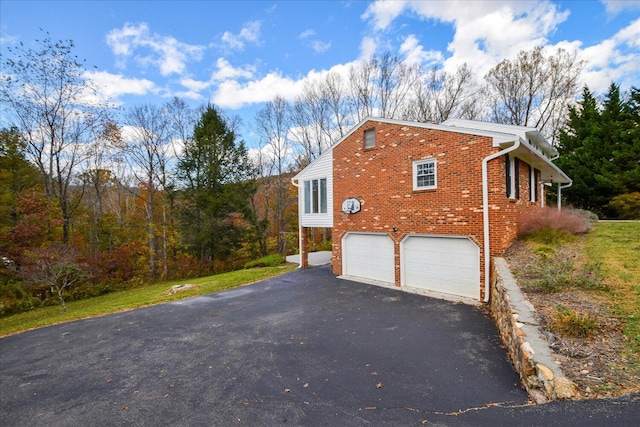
[296,148,333,228]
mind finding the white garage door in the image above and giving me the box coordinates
[343,233,395,284]
[401,236,479,299]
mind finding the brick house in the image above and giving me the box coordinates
[292,117,571,302]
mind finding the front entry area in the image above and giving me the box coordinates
[401,235,480,300]
[342,232,395,284]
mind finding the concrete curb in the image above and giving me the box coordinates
[490,257,578,403]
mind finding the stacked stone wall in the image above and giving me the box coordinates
[490,258,578,403]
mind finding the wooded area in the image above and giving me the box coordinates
[1,35,638,314]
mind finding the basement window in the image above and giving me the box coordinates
[413,158,437,190]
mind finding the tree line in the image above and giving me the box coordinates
[1,34,638,314]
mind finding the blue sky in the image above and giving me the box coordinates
[1,0,639,147]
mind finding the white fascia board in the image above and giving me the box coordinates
[294,147,334,181]
[513,143,571,184]
[443,118,558,158]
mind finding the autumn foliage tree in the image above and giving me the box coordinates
[0,33,113,244]
[18,245,88,312]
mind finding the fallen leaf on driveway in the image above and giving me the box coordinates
[376,382,383,389]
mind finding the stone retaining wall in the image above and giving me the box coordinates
[490,258,578,403]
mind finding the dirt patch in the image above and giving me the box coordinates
[504,240,640,399]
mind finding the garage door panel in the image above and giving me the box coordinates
[343,233,395,284]
[402,236,479,299]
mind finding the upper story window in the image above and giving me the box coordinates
[364,128,375,149]
[304,178,327,214]
[413,158,437,190]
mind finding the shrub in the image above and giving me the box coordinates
[550,304,599,338]
[608,192,640,219]
[575,261,609,292]
[524,227,576,245]
[244,254,285,269]
[518,207,591,238]
[532,245,556,258]
[522,253,609,294]
[524,254,575,293]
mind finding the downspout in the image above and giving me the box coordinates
[557,181,573,211]
[291,177,303,269]
[481,138,521,302]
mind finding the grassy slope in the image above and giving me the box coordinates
[0,265,295,337]
[586,222,640,356]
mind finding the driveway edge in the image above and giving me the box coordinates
[490,257,579,404]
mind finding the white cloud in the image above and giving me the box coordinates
[106,22,205,76]
[211,58,255,81]
[221,21,261,50]
[212,71,304,109]
[601,0,640,16]
[399,35,443,66]
[616,17,640,49]
[362,0,408,31]
[174,78,210,101]
[580,17,640,92]
[312,40,332,53]
[83,70,156,104]
[360,36,378,59]
[299,29,316,39]
[362,1,571,78]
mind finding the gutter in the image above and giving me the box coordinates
[290,177,303,269]
[557,181,573,211]
[481,138,521,303]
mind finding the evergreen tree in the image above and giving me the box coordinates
[176,105,257,269]
[556,84,640,217]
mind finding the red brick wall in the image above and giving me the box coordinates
[488,155,543,258]
[331,120,542,298]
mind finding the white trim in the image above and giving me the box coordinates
[508,155,516,199]
[529,166,536,202]
[412,158,437,191]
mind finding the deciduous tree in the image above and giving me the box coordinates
[484,46,583,142]
[1,33,112,244]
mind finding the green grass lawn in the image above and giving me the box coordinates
[586,221,640,355]
[0,265,295,337]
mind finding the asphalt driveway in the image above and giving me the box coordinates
[1,266,638,426]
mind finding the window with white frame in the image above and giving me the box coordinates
[304,178,327,214]
[413,158,437,190]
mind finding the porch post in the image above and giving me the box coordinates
[300,226,309,269]
[557,182,562,211]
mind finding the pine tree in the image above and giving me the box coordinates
[176,105,257,269]
[556,84,640,217]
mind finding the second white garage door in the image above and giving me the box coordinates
[342,233,395,284]
[401,236,480,299]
